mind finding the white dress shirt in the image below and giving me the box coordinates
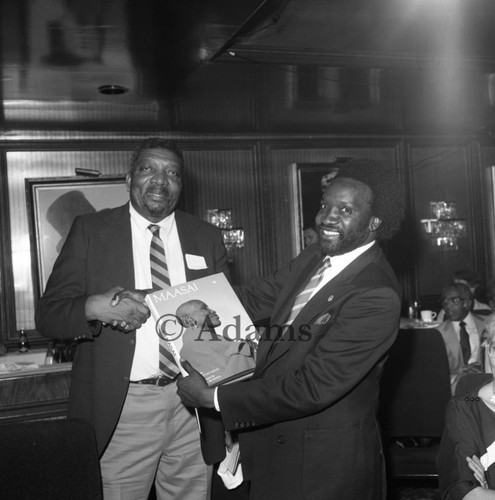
[129,204,186,380]
[310,241,375,299]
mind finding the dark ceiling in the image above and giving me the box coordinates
[231,0,495,69]
[0,0,287,103]
[2,0,495,129]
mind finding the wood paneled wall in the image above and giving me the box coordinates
[0,134,492,348]
[408,143,475,305]
[0,140,267,345]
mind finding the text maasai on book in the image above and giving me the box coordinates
[145,272,257,386]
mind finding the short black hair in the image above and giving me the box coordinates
[130,137,184,172]
[441,282,473,301]
[333,158,406,240]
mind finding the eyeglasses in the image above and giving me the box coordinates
[441,297,464,305]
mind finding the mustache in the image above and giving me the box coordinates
[145,188,170,196]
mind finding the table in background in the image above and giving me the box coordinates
[0,362,71,424]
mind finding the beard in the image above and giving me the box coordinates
[141,191,178,218]
[318,225,371,256]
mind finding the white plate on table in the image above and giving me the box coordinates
[402,321,441,329]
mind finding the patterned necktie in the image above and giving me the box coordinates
[148,224,179,379]
[285,257,332,325]
[149,224,171,291]
[459,320,471,364]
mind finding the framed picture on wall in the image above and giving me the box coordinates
[26,175,128,297]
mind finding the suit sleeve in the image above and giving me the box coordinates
[218,285,400,428]
[35,216,96,341]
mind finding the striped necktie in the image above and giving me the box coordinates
[149,224,171,291]
[148,224,179,379]
[285,257,332,325]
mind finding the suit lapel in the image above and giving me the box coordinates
[97,203,135,289]
[253,253,322,371]
[473,315,487,335]
[286,245,379,324]
[175,210,204,281]
[259,245,381,373]
[270,253,322,325]
[271,244,379,327]
[96,207,204,288]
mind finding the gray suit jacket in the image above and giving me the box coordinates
[437,313,487,394]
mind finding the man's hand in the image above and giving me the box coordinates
[110,288,152,306]
[176,360,215,409]
[461,362,484,376]
[85,287,151,332]
[466,455,488,488]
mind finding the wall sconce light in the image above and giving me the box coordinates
[207,209,244,262]
[420,201,467,250]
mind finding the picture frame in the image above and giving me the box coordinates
[26,175,129,297]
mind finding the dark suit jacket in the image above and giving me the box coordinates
[219,243,401,500]
[437,373,494,500]
[35,203,229,462]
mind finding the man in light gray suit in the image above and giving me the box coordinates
[437,282,487,394]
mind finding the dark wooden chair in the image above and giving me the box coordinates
[379,328,452,481]
[0,418,102,499]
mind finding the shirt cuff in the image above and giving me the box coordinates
[214,387,220,412]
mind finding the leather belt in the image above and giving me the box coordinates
[129,375,178,387]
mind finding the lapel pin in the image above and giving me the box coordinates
[327,295,334,302]
[316,313,331,325]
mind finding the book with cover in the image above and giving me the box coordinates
[145,272,257,387]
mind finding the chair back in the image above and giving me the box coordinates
[379,328,452,438]
[379,328,453,481]
[0,418,102,500]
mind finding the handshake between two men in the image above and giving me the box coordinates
[85,287,215,408]
[85,287,152,333]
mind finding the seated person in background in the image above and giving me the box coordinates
[437,316,495,499]
[485,280,495,317]
[302,225,319,248]
[438,283,487,394]
[454,270,492,316]
[438,270,492,321]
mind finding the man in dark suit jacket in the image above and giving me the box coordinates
[35,138,228,500]
[177,160,405,500]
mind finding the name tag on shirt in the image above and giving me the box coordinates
[185,254,208,270]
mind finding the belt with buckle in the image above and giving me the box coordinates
[129,375,178,387]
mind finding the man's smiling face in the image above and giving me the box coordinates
[315,177,381,256]
[126,147,183,223]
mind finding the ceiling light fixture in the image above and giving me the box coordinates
[97,84,129,95]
